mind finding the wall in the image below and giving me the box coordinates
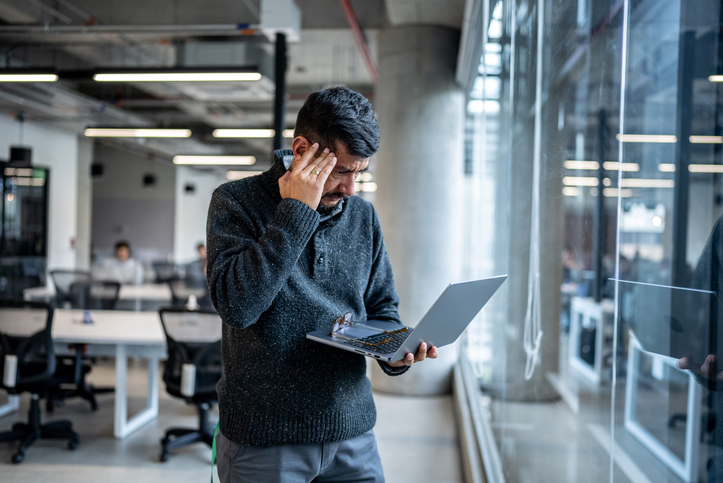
[173,166,229,264]
[76,138,93,269]
[0,114,80,274]
[91,144,176,262]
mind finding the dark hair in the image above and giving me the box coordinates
[294,86,380,158]
[115,240,130,251]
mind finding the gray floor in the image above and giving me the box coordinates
[0,360,462,483]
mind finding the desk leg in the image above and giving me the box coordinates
[113,345,160,439]
[0,395,19,418]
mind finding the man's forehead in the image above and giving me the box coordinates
[335,156,369,171]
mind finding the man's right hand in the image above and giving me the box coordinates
[678,354,723,383]
[278,143,337,209]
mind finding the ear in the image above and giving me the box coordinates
[291,136,311,158]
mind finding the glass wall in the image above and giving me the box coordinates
[464,0,723,481]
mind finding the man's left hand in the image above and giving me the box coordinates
[386,342,438,368]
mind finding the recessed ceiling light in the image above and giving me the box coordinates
[84,128,191,138]
[173,156,256,166]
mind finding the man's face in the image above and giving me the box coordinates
[116,246,130,262]
[319,142,369,207]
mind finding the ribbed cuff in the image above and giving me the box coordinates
[377,360,410,376]
[274,198,320,246]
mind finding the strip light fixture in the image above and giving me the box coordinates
[562,187,580,196]
[94,72,262,82]
[689,164,723,173]
[658,164,676,172]
[616,134,677,143]
[562,176,599,186]
[85,128,191,138]
[0,73,58,82]
[173,155,256,166]
[603,188,633,198]
[602,161,640,172]
[283,129,295,138]
[213,129,274,138]
[619,178,674,188]
[710,75,723,82]
[690,135,723,144]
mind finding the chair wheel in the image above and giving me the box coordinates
[160,451,168,462]
[11,452,24,464]
[68,436,80,450]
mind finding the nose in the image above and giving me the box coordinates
[338,175,356,196]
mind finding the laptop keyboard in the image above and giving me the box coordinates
[342,330,410,353]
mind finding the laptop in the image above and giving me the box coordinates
[306,275,507,362]
[617,280,723,366]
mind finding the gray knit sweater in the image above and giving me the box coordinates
[206,149,406,447]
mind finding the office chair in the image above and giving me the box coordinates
[49,269,92,309]
[153,261,178,284]
[0,299,80,463]
[158,307,222,462]
[46,280,120,412]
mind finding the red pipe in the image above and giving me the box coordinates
[339,0,379,83]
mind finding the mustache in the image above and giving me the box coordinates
[322,192,349,200]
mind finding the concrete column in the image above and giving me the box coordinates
[75,137,93,270]
[371,25,465,395]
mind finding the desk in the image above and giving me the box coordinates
[52,309,166,439]
[24,283,172,311]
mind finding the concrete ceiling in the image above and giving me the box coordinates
[0,0,461,165]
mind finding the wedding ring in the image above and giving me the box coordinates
[312,170,320,175]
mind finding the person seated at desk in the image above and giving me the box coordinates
[94,240,143,285]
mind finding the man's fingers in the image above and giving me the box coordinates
[304,148,333,174]
[415,342,428,362]
[428,346,438,359]
[313,156,337,183]
[292,143,319,172]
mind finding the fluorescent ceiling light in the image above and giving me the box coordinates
[94,72,262,82]
[562,187,580,197]
[690,135,723,144]
[173,155,256,166]
[564,160,599,170]
[562,176,599,186]
[282,129,295,138]
[616,134,677,143]
[603,188,633,198]
[620,178,674,188]
[213,129,275,138]
[710,75,723,82]
[226,170,262,180]
[658,164,676,172]
[84,128,191,138]
[689,164,723,173]
[603,161,640,172]
[0,74,58,82]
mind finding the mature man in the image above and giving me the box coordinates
[206,86,436,482]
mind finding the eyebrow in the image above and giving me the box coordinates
[336,166,369,173]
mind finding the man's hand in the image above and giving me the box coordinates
[678,354,723,382]
[386,342,439,368]
[278,143,337,209]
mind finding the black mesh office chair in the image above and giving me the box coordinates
[46,280,120,412]
[153,261,178,284]
[0,299,80,463]
[49,270,92,308]
[158,307,222,462]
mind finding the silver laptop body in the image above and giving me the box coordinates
[306,275,507,362]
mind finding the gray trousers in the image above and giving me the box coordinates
[215,429,385,483]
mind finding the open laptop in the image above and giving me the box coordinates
[617,280,723,366]
[306,275,507,362]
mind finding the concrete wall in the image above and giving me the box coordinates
[91,144,176,263]
[173,166,229,264]
[0,114,80,273]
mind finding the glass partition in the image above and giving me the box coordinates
[461,0,723,481]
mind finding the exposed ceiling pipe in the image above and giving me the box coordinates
[26,0,73,25]
[0,24,259,35]
[339,0,378,83]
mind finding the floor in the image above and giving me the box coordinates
[0,360,462,483]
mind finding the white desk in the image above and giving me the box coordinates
[52,309,167,439]
[24,283,172,302]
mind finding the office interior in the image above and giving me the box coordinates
[0,0,719,482]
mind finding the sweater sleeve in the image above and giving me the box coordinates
[206,184,320,330]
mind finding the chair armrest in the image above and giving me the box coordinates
[3,355,17,387]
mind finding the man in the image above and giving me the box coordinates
[206,86,437,482]
[95,240,142,284]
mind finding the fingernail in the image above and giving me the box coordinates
[312,143,319,147]
[323,148,330,153]
[421,343,427,350]
[329,152,335,157]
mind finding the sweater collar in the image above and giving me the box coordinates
[260,149,346,222]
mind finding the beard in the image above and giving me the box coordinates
[317,192,349,216]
